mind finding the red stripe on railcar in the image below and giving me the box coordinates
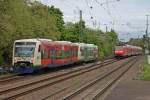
[41,59,51,65]
[54,59,62,64]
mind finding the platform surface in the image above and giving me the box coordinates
[105,59,150,100]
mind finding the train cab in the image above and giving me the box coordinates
[114,46,125,56]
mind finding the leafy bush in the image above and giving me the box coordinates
[140,57,150,80]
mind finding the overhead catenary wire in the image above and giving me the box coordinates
[35,0,146,38]
[44,0,124,32]
[94,0,118,23]
[94,0,114,31]
[84,0,98,28]
[84,0,94,19]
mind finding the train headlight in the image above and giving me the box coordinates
[31,58,34,63]
[14,58,17,63]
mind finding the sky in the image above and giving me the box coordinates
[37,0,150,42]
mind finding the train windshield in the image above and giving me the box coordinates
[14,42,36,57]
[115,46,123,50]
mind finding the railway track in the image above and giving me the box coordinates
[0,58,117,100]
[0,74,31,85]
[0,59,114,84]
[0,62,97,85]
[62,56,140,100]
[0,74,18,81]
[16,58,129,100]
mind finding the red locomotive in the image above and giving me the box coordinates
[114,44,142,57]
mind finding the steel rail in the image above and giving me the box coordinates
[0,58,117,100]
[62,57,137,100]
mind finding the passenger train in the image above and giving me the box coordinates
[114,44,142,57]
[13,39,98,73]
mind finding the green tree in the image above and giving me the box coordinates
[0,0,64,65]
[60,21,118,59]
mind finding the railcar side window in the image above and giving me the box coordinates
[74,51,78,57]
[80,47,84,56]
[48,49,50,58]
[38,45,41,52]
[49,48,55,59]
[41,49,44,58]
[65,50,71,58]
[87,49,90,57]
[41,49,48,59]
[56,50,63,59]
[90,49,93,56]
[71,48,73,57]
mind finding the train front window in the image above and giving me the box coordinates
[14,42,36,57]
[115,46,123,50]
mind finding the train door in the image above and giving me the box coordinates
[34,44,41,66]
[70,47,73,61]
[85,47,88,61]
[32,43,41,66]
[50,48,55,64]
[70,46,74,62]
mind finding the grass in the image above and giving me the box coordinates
[139,56,150,80]
[0,72,18,79]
